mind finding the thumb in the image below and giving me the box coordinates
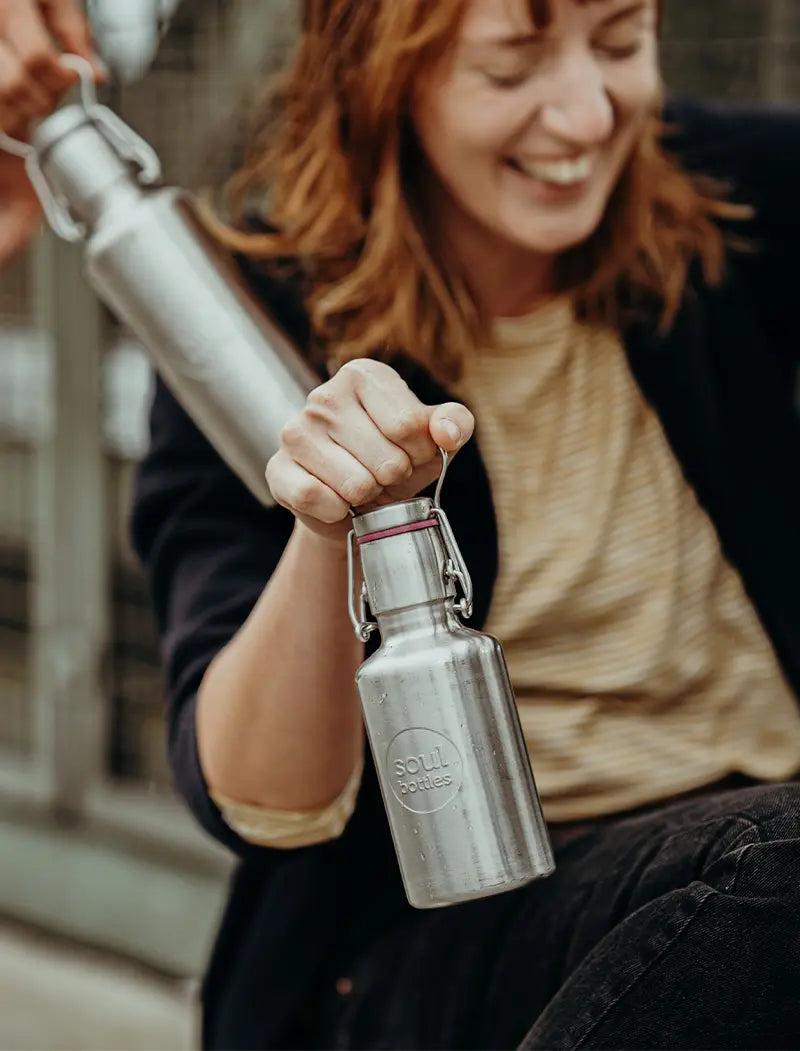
[428,402,475,455]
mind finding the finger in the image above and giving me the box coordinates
[0,42,57,130]
[281,418,388,509]
[39,0,99,69]
[267,452,350,525]
[0,109,30,138]
[4,4,77,95]
[429,402,475,454]
[305,388,413,488]
[330,419,414,490]
[341,361,439,468]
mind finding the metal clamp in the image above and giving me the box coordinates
[432,450,474,621]
[346,449,474,640]
[347,529,378,642]
[0,53,162,243]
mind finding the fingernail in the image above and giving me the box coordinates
[441,420,462,446]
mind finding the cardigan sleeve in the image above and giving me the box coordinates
[131,368,396,878]
[130,371,301,860]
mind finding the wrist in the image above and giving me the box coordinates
[293,518,351,561]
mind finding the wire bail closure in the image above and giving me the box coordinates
[0,54,162,243]
[347,448,475,642]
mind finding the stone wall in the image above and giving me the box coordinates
[661,0,799,102]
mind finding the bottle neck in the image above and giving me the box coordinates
[375,600,456,640]
[355,500,456,625]
[38,113,144,226]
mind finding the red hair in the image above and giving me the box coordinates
[210,0,746,381]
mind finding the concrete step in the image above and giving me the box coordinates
[0,921,198,1051]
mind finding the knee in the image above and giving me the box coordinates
[722,782,800,842]
[702,783,800,898]
[626,783,800,909]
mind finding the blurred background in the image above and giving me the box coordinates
[0,1,797,1048]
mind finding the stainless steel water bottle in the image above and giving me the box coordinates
[348,453,555,909]
[0,56,316,506]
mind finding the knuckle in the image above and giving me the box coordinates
[280,417,306,449]
[375,456,411,486]
[291,478,324,515]
[306,383,340,414]
[388,407,429,442]
[339,357,377,379]
[340,475,377,507]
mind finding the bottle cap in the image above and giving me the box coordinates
[348,452,473,640]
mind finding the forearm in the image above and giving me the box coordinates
[196,519,364,811]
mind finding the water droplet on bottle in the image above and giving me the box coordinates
[413,827,419,835]
[420,852,426,861]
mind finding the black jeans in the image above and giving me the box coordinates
[313,780,800,1050]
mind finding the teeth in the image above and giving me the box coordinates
[515,155,592,185]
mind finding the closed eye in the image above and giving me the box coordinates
[594,40,645,60]
[483,70,532,89]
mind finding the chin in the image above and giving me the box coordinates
[511,224,601,257]
[509,204,608,256]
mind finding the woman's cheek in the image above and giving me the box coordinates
[607,53,662,116]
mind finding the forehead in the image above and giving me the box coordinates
[458,0,642,36]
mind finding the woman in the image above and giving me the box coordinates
[131,0,800,1048]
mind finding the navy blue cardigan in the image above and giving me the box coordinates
[131,99,800,1048]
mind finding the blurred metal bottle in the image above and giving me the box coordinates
[87,0,183,84]
[0,57,316,505]
[349,454,555,908]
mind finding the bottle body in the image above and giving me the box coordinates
[352,498,554,909]
[32,106,317,506]
[357,616,554,907]
[84,186,317,503]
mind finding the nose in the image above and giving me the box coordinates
[538,56,614,147]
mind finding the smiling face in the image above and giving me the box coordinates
[410,0,661,302]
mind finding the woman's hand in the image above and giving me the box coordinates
[266,358,475,543]
[0,0,103,264]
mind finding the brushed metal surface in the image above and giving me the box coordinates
[354,502,554,908]
[36,109,317,505]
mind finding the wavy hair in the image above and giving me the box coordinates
[210,0,748,381]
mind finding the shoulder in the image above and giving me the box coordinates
[664,95,800,222]
[664,96,800,356]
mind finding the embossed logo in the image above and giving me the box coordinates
[386,728,463,813]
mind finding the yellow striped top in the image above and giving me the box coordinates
[454,298,800,821]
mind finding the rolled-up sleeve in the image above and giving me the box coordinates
[211,748,364,849]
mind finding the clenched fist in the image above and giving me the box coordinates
[0,0,104,264]
[267,358,475,542]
